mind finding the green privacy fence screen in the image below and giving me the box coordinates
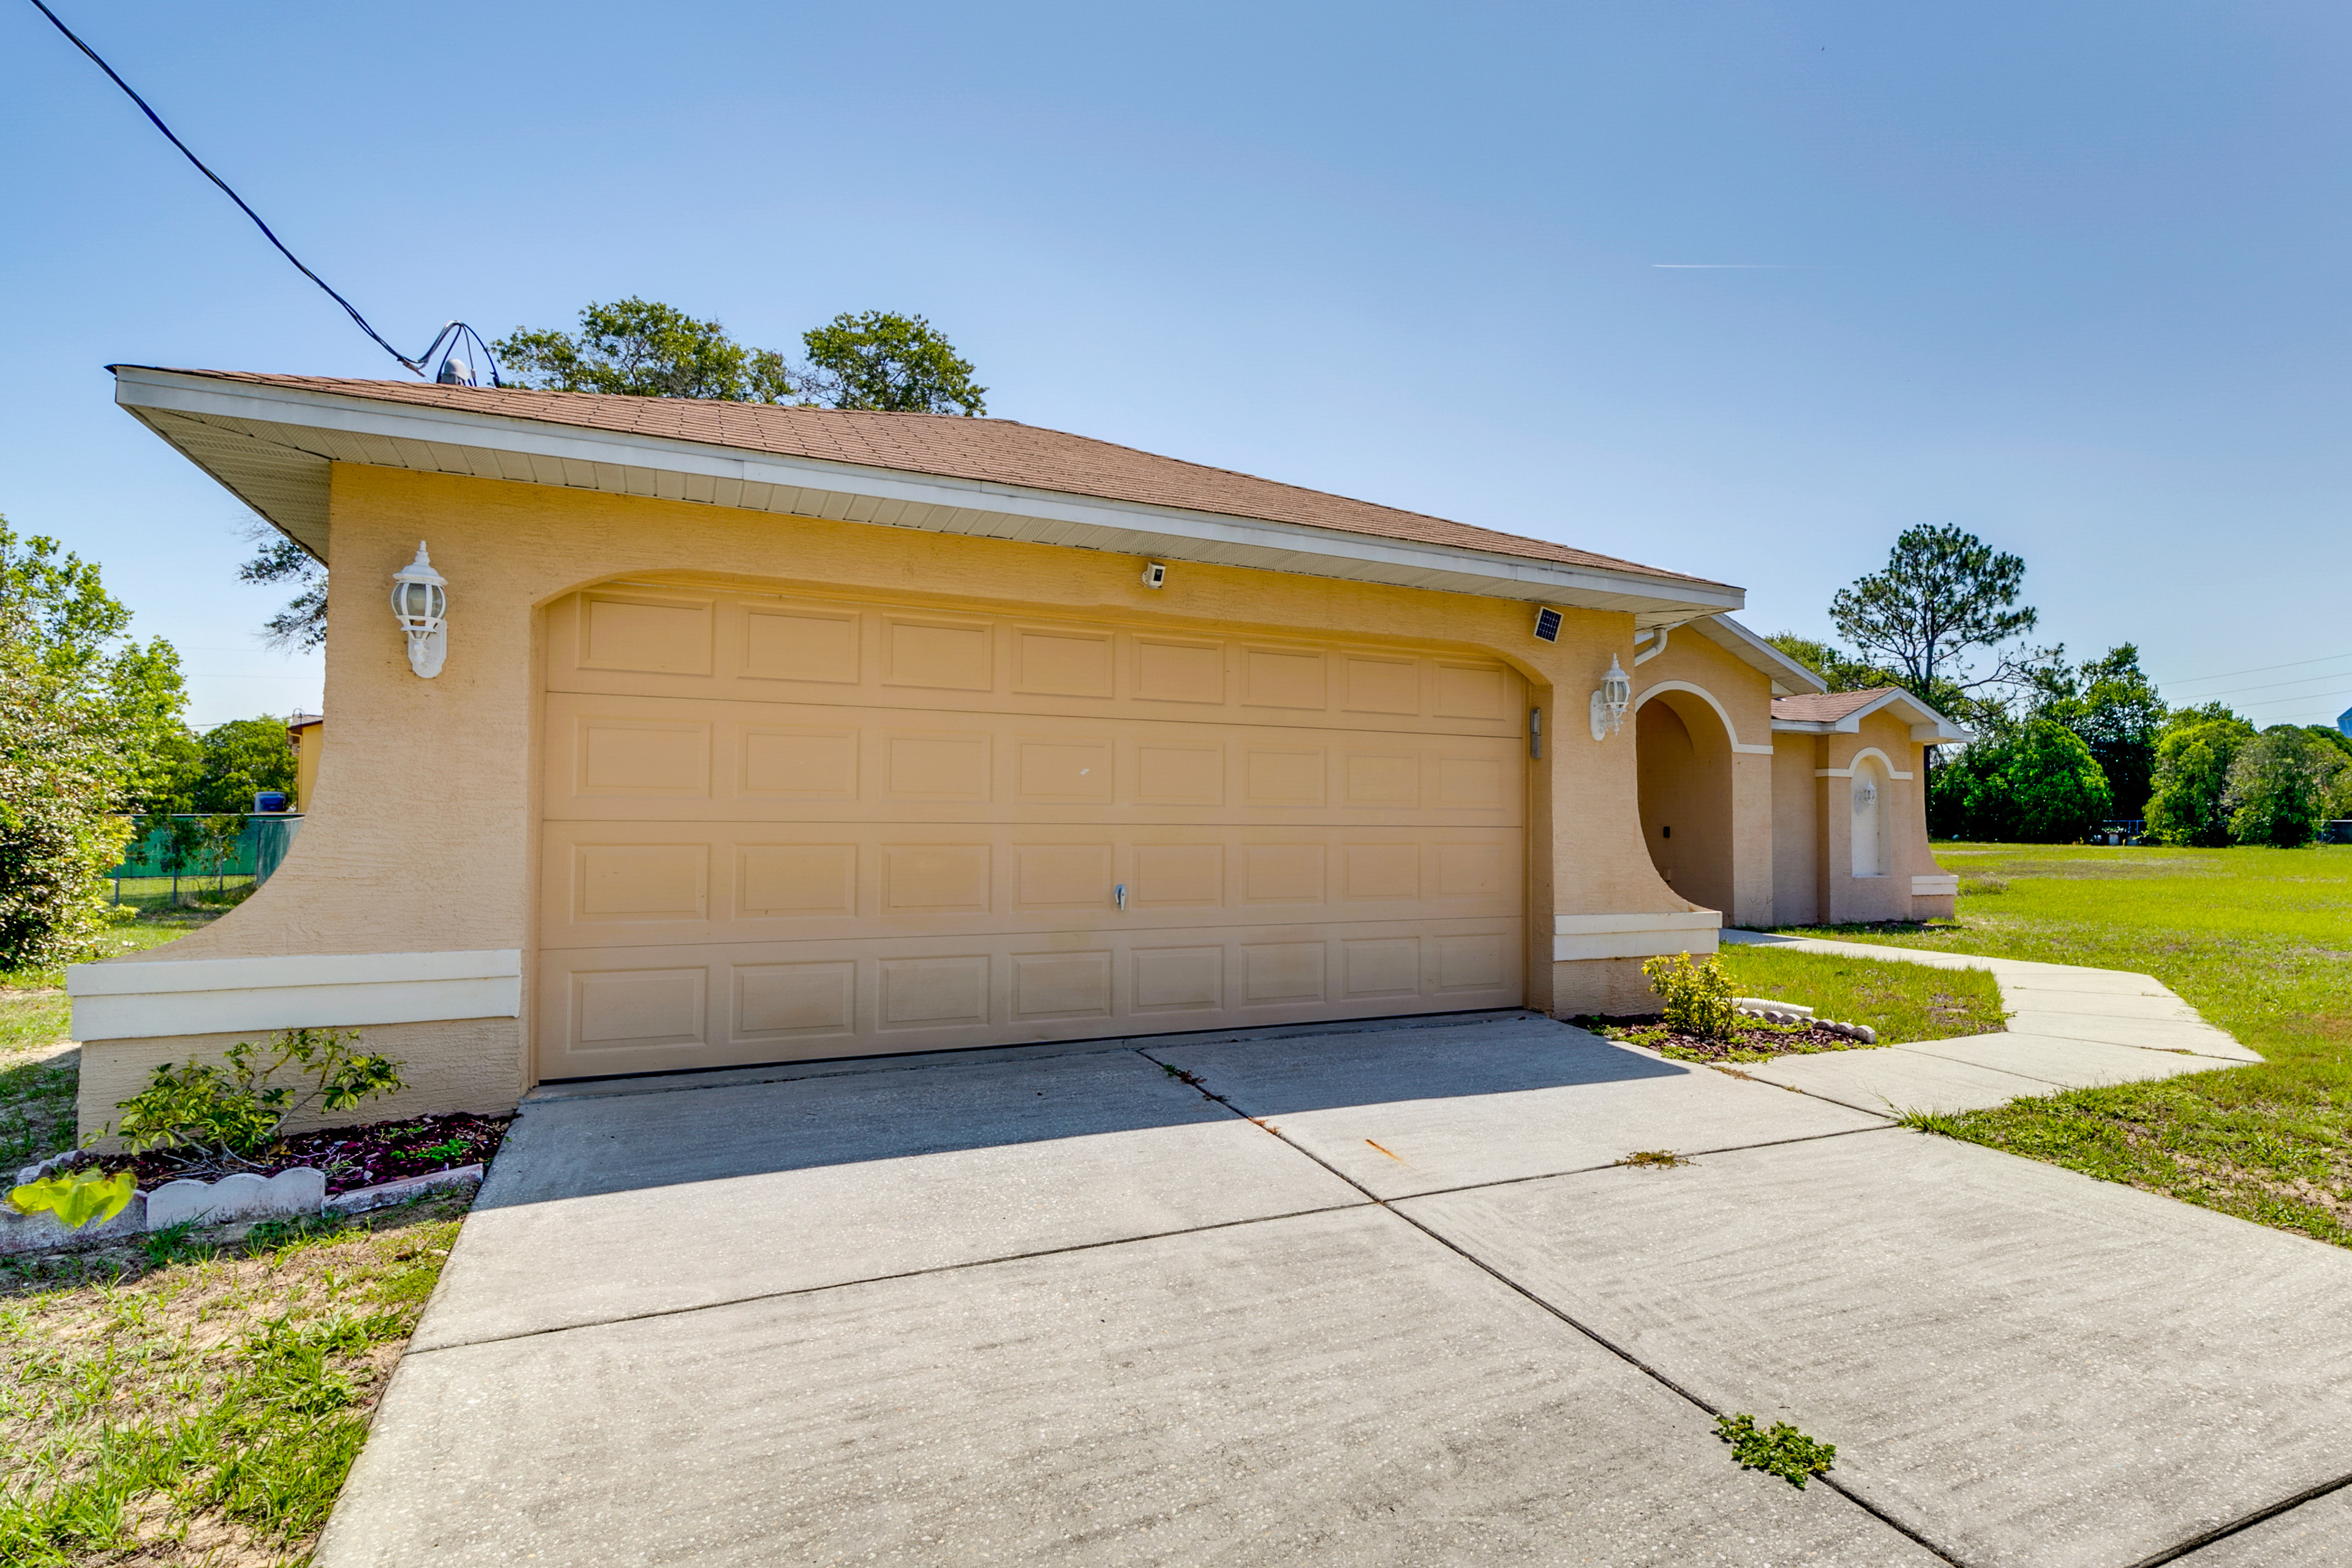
[107,814,306,884]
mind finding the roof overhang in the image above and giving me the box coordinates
[1771,687,1972,744]
[1686,616,1828,698]
[113,367,1744,626]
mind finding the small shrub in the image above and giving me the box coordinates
[1642,952,1739,1040]
[107,1028,405,1177]
[1716,1412,1837,1488]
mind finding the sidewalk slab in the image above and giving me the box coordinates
[417,1048,1363,1351]
[1986,989,2200,1021]
[1398,1133,2352,1568]
[319,1207,1940,1568]
[2175,1483,2352,1565]
[1743,1047,2051,1115]
[1142,1017,1883,1199]
[2001,1011,2260,1059]
[1900,1030,2241,1088]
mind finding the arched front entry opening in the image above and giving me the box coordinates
[1635,689,1735,916]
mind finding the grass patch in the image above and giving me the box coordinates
[2,905,232,1170]
[0,1196,464,1566]
[1789,843,2352,1249]
[1714,944,2007,1044]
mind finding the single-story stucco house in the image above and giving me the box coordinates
[67,368,1964,1136]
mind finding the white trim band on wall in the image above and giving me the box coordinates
[1632,680,1778,754]
[68,950,523,1043]
[1912,875,1961,897]
[1553,910,1723,962]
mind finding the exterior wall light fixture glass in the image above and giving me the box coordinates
[1589,654,1632,741]
[390,542,448,679]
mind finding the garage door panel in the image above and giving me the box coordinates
[540,821,1523,947]
[547,591,1526,737]
[535,918,1525,1079]
[545,693,1523,827]
[538,586,1527,1079]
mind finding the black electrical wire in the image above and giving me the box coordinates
[24,0,426,376]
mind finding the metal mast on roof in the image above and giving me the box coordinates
[24,0,500,385]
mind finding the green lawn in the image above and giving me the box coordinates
[1714,944,2007,1044]
[1780,843,2352,1247]
[1,1199,466,1566]
[2,905,227,1171]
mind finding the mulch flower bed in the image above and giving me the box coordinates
[1574,1014,1880,1065]
[116,1112,513,1196]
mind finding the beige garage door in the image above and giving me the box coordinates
[537,583,1527,1079]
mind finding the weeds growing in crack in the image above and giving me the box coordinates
[1716,1412,1836,1487]
[1616,1150,1689,1169]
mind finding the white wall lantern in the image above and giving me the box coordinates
[1589,654,1632,741]
[390,543,448,679]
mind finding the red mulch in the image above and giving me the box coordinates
[117,1112,512,1196]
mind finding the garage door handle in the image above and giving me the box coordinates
[1114,883,1127,911]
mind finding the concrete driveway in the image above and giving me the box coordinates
[318,1006,2352,1567]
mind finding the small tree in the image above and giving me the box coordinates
[495,297,800,402]
[1830,525,2057,707]
[800,311,986,415]
[2224,728,2348,848]
[2146,719,2254,846]
[199,812,246,895]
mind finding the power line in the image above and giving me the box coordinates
[23,0,423,377]
[2168,670,2352,703]
[2155,650,2352,689]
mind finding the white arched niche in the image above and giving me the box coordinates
[1850,754,1891,877]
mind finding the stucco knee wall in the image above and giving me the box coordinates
[76,1017,526,1148]
[1549,957,1672,1017]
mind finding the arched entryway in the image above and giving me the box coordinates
[1635,688,1735,915]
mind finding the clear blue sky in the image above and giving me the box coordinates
[5,1,2347,729]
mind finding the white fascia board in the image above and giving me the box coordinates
[112,369,1746,616]
[1687,616,1828,696]
[1551,909,1722,962]
[67,949,521,1043]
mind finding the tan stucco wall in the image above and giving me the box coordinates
[1809,712,1934,925]
[77,1018,526,1150]
[78,462,1698,1134]
[1770,736,1820,925]
[1635,699,1733,915]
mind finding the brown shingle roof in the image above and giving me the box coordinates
[1771,688,1904,723]
[147,369,1725,588]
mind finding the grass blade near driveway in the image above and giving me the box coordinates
[1784,843,2352,1249]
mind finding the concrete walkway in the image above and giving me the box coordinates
[1722,929,2259,1114]
[317,959,2352,1568]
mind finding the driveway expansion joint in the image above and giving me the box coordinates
[2124,1464,2352,1567]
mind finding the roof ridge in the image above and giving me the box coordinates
[116,368,1732,590]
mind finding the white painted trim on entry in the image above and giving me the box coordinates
[67,950,523,1043]
[1912,874,1961,897]
[1632,680,1777,755]
[1553,910,1722,961]
[1816,747,1914,782]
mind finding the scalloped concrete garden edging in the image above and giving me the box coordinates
[2,1162,488,1256]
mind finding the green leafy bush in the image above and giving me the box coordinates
[1929,720,2111,842]
[2146,718,2253,846]
[108,1028,405,1175]
[2225,727,2351,848]
[1641,952,1738,1039]
[6,1167,135,1229]
[1716,1412,1837,1488]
